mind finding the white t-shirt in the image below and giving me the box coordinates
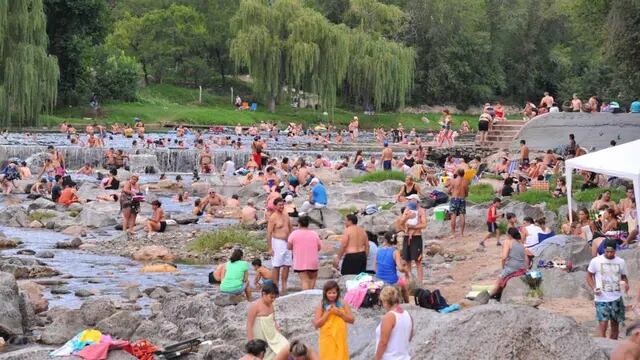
[223,160,235,177]
[366,241,378,272]
[524,224,542,248]
[587,255,627,302]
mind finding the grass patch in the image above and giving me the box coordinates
[338,207,358,217]
[573,188,625,203]
[29,211,56,223]
[352,170,406,183]
[512,191,565,213]
[187,225,266,253]
[468,183,496,204]
[44,84,522,131]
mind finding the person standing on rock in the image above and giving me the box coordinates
[447,168,469,238]
[120,175,141,237]
[587,238,629,340]
[374,286,413,360]
[397,195,427,284]
[314,281,353,360]
[267,198,293,294]
[247,283,289,360]
[611,321,640,359]
[287,216,322,290]
[381,141,393,171]
[334,214,369,275]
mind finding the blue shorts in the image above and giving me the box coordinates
[383,160,392,171]
[450,198,466,215]
[221,283,247,296]
[595,297,625,323]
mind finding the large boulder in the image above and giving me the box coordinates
[535,236,592,270]
[359,210,399,235]
[80,298,117,326]
[132,246,176,262]
[311,168,341,184]
[0,346,56,360]
[0,206,29,227]
[0,257,59,279]
[171,213,199,225]
[189,181,210,196]
[79,202,118,228]
[77,182,108,201]
[0,272,24,336]
[377,180,404,197]
[27,197,56,212]
[17,281,48,314]
[501,201,545,222]
[40,309,84,345]
[538,269,592,300]
[338,167,364,180]
[96,311,141,340]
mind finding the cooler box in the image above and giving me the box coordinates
[434,208,446,221]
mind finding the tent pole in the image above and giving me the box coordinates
[634,180,640,236]
[567,165,573,224]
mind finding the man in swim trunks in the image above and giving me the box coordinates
[448,168,469,237]
[335,214,369,275]
[267,197,292,294]
[381,141,393,171]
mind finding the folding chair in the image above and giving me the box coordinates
[507,160,518,175]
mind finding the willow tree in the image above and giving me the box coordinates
[0,0,59,127]
[231,0,350,113]
[346,30,415,111]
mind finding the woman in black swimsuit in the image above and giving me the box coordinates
[395,175,422,203]
[402,150,415,167]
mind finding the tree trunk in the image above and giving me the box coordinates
[215,48,226,86]
[268,97,276,113]
[142,62,149,86]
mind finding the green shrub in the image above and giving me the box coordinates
[187,225,266,253]
[29,211,56,223]
[573,188,625,203]
[352,171,406,183]
[468,183,496,204]
[512,191,565,213]
[338,207,358,217]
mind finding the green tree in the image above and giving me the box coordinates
[109,4,207,85]
[0,0,59,127]
[344,0,406,37]
[44,0,110,105]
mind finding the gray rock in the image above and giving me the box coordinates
[0,272,24,336]
[430,254,446,265]
[75,289,94,298]
[68,202,84,212]
[131,320,180,347]
[0,257,59,279]
[539,269,592,300]
[0,346,56,360]
[125,287,142,301]
[212,293,245,307]
[96,311,142,340]
[501,201,545,223]
[535,236,592,270]
[79,204,118,228]
[513,112,640,152]
[338,167,364,180]
[50,286,70,295]
[35,251,54,259]
[170,213,199,225]
[0,238,18,248]
[55,237,82,249]
[501,276,531,303]
[16,249,35,256]
[45,221,55,230]
[40,309,84,345]
[27,197,57,212]
[81,298,116,326]
[106,350,138,360]
[149,287,168,300]
[0,206,29,227]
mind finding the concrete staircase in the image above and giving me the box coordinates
[475,120,526,149]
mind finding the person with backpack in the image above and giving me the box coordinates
[374,286,413,360]
[314,281,353,360]
[375,232,411,303]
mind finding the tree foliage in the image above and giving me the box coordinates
[230,0,414,113]
[1,0,59,126]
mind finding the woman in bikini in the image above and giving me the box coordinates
[120,175,141,237]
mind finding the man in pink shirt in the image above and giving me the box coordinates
[287,215,323,290]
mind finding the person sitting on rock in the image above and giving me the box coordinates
[58,181,80,206]
[395,176,422,203]
[226,194,241,208]
[201,189,225,212]
[488,228,529,298]
[146,200,166,234]
[247,283,289,359]
[241,199,259,226]
[101,168,120,190]
[220,248,251,301]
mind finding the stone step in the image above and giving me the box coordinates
[491,125,524,131]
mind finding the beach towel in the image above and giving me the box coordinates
[253,314,289,360]
[319,305,349,360]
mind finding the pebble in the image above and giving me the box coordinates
[125,287,142,301]
[16,249,36,255]
[454,255,467,261]
[36,251,55,259]
[87,279,102,284]
[51,287,70,295]
[430,254,445,265]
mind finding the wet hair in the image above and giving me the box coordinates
[251,258,262,267]
[384,231,398,246]
[111,194,119,201]
[262,282,279,296]
[523,216,534,224]
[508,227,522,240]
[194,199,201,206]
[322,280,341,307]
[151,200,161,207]
[47,145,54,150]
[569,134,575,140]
[346,213,358,225]
[298,215,310,227]
[21,161,26,166]
[245,339,267,356]
[456,168,465,177]
[175,175,182,181]
[230,248,243,263]
[289,340,309,357]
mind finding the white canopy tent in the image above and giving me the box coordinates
[565,140,640,223]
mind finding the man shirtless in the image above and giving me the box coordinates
[540,91,554,108]
[201,189,225,212]
[297,161,310,186]
[200,149,213,174]
[241,200,258,225]
[267,198,292,293]
[571,94,583,112]
[334,214,369,275]
[381,141,393,171]
[612,322,640,360]
[592,190,618,212]
[448,168,469,237]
